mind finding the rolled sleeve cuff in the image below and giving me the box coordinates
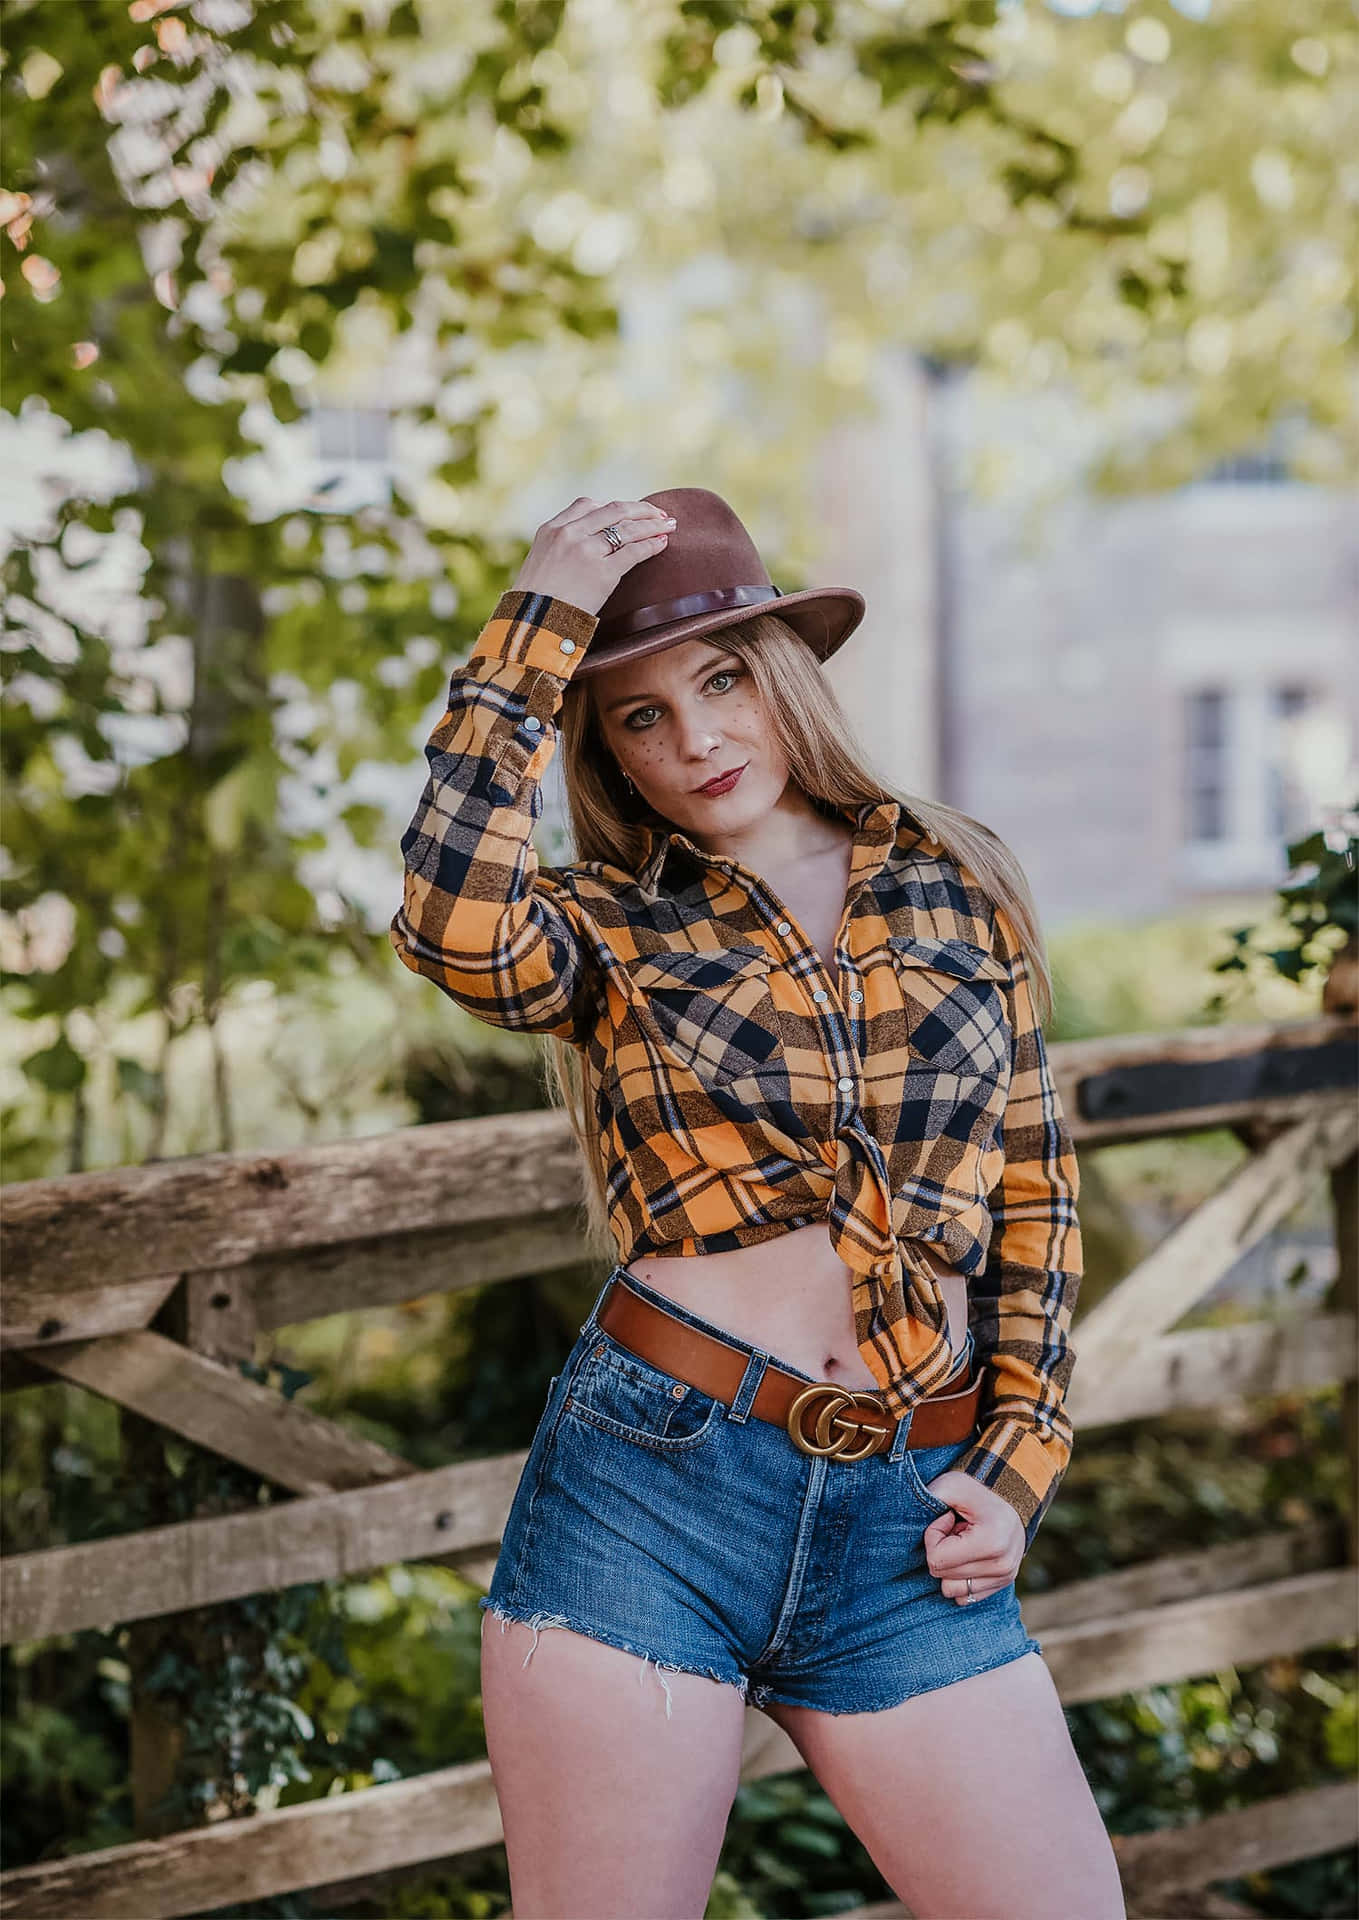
[468,589,600,677]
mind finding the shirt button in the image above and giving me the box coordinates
[775,920,792,936]
[523,715,542,731]
[558,637,576,654]
[812,989,829,1003]
[837,1075,855,1091]
[849,989,863,1004]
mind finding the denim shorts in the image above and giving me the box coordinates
[480,1265,1041,1718]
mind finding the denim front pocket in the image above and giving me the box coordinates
[563,1331,723,1452]
[900,1436,972,1518]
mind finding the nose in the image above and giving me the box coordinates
[673,706,723,760]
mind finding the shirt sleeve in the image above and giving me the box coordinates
[953,901,1083,1546]
[389,587,603,1045]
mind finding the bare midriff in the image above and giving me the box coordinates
[621,1218,968,1392]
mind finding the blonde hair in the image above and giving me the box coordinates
[540,611,1053,1261]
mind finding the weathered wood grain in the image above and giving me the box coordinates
[1,1453,523,1644]
[27,1330,412,1495]
[1115,1781,1359,1906]
[1073,1106,1358,1390]
[1,1109,588,1293]
[1022,1523,1342,1632]
[0,1274,181,1352]
[1039,1567,1357,1706]
[1067,1313,1355,1429]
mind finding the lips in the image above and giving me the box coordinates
[696,763,747,795]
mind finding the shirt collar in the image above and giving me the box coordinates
[634,794,925,896]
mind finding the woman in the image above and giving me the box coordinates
[391,489,1123,1920]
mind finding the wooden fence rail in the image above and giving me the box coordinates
[1,1010,1355,1918]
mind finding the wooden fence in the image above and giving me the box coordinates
[1,1005,1356,1919]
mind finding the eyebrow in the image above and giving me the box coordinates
[601,646,743,714]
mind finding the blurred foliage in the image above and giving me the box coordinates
[1206,812,1359,1013]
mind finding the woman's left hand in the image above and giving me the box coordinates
[919,1471,1025,1603]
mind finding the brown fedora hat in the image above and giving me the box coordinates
[570,487,865,680]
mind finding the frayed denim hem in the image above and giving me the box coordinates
[745,1636,1044,1716]
[478,1596,751,1721]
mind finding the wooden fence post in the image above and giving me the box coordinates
[126,1272,260,1838]
[1322,933,1358,1564]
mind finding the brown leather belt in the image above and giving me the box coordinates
[596,1276,983,1461]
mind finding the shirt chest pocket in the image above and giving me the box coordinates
[625,944,781,1087]
[886,934,1013,1082]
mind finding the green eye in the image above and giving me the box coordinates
[623,664,741,729]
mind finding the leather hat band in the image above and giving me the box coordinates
[595,582,783,644]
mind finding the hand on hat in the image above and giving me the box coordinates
[511,497,677,617]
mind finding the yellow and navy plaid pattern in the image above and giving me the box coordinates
[391,589,1083,1541]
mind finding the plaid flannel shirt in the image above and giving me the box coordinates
[391,588,1083,1542]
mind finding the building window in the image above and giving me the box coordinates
[301,405,393,510]
[1184,688,1228,843]
[1268,684,1313,842]
[1203,451,1290,486]
[1180,680,1341,886]
[312,406,391,464]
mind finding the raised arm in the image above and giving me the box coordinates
[390,590,602,1040]
[390,497,676,1042]
[953,901,1083,1546]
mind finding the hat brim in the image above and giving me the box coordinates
[569,586,865,680]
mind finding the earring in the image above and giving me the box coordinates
[622,769,635,793]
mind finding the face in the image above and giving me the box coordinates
[592,633,789,841]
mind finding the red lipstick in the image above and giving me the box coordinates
[696,763,747,796]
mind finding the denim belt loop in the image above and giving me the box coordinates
[887,1400,917,1463]
[584,1268,620,1333]
[727,1349,771,1423]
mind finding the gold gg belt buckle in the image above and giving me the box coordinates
[785,1381,894,1461]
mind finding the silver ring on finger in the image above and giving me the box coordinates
[601,524,624,553]
[965,1577,974,1600]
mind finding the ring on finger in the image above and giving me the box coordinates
[601,524,624,552]
[965,1577,974,1601]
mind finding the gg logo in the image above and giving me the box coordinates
[786,1382,893,1460]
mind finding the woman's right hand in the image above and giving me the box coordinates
[510,497,676,617]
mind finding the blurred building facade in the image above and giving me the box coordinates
[805,350,1358,930]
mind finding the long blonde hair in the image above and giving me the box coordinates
[539,611,1053,1261]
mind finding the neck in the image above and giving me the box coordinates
[689,784,852,872]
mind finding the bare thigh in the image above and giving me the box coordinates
[764,1651,1124,1920]
[480,1613,748,1920]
